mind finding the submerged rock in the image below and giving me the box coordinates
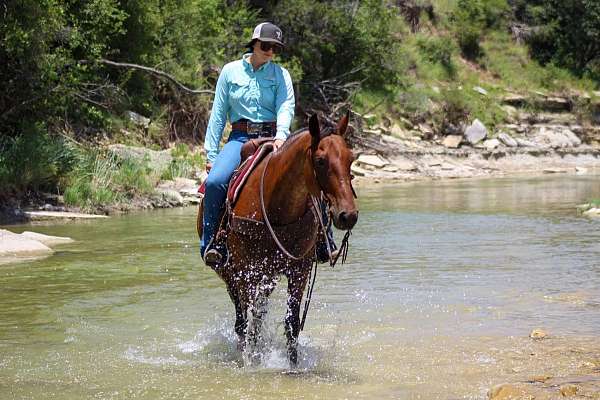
[559,384,579,397]
[530,328,548,340]
[488,383,534,400]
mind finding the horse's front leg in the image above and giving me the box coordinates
[285,262,311,367]
[245,274,277,363]
[225,283,246,352]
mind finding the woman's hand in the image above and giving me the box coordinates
[273,139,284,151]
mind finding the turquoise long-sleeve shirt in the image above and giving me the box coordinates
[204,53,295,163]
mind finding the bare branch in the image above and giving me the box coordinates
[84,59,215,96]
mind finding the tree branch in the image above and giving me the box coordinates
[86,59,215,96]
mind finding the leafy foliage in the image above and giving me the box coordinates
[522,0,600,81]
[451,0,510,60]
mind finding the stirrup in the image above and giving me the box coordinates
[204,248,223,267]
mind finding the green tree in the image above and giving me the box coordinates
[526,0,600,81]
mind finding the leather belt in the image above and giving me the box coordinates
[231,120,277,137]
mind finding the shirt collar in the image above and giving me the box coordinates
[242,53,271,73]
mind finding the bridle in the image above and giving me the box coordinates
[258,136,357,263]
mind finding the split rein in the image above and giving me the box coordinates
[259,149,355,331]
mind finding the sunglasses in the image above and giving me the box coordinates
[259,41,283,54]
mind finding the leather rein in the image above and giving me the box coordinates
[259,150,319,260]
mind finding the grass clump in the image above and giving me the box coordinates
[63,148,157,211]
[161,144,205,181]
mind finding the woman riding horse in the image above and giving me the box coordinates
[201,22,335,267]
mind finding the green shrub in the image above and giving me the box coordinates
[0,126,76,196]
[451,0,509,60]
[416,35,457,77]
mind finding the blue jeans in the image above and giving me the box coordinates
[200,130,249,256]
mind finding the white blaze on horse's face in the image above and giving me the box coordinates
[309,113,358,231]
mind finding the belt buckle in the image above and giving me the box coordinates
[247,122,262,137]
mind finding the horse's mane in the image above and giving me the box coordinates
[279,126,334,152]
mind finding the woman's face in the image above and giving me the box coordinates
[252,40,276,64]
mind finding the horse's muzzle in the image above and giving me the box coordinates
[333,209,358,230]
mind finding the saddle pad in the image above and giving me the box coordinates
[226,143,273,207]
[196,143,273,200]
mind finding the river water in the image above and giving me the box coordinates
[1,174,599,399]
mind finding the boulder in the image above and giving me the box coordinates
[418,123,434,137]
[464,119,488,145]
[442,135,463,148]
[109,144,173,174]
[156,189,184,206]
[483,138,501,150]
[561,129,581,147]
[126,111,151,128]
[389,123,409,139]
[536,126,572,148]
[0,229,53,257]
[498,132,518,147]
[356,154,388,168]
[515,138,537,147]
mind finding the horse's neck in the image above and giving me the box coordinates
[264,132,317,224]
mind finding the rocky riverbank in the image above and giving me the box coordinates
[350,92,600,183]
[1,93,599,225]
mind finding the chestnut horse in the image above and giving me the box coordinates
[197,112,358,365]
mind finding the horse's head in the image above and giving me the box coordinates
[308,112,358,231]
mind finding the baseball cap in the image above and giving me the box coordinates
[247,22,284,47]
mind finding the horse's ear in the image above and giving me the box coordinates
[309,114,320,145]
[336,110,350,136]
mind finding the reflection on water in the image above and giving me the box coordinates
[1,174,599,399]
